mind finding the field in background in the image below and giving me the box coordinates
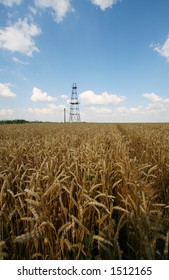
[0,123,169,260]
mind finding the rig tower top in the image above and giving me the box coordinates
[69,83,81,122]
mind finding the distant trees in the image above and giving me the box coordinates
[0,119,30,124]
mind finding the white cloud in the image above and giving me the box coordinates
[12,56,29,65]
[0,109,14,115]
[111,93,169,121]
[27,103,65,115]
[61,94,69,99]
[114,92,169,118]
[27,107,49,115]
[48,103,65,110]
[35,0,72,22]
[66,99,71,104]
[115,93,169,117]
[153,36,169,62]
[0,0,22,7]
[0,18,41,56]
[143,93,163,103]
[89,106,112,113]
[91,0,119,10]
[143,93,169,113]
[143,93,169,104]
[79,90,126,105]
[31,87,57,102]
[28,6,37,15]
[116,106,143,114]
[0,83,16,98]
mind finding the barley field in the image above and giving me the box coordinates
[0,122,169,260]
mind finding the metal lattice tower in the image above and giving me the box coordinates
[69,83,81,122]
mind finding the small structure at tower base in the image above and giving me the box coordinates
[64,108,66,123]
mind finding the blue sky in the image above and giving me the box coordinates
[0,0,169,122]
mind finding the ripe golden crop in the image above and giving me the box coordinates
[0,123,169,259]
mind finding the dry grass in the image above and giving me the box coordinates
[0,122,169,260]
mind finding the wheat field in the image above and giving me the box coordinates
[0,122,169,260]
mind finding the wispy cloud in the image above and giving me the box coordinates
[0,0,22,7]
[115,93,169,117]
[153,35,169,62]
[28,6,37,15]
[143,92,169,112]
[91,0,119,11]
[79,90,126,105]
[143,93,163,103]
[0,18,41,56]
[0,83,16,98]
[12,56,29,65]
[27,103,65,115]
[116,106,143,115]
[34,0,72,23]
[0,108,15,115]
[31,87,57,102]
[48,103,65,110]
[61,94,69,99]
[89,106,112,113]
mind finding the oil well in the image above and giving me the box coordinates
[69,83,81,123]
